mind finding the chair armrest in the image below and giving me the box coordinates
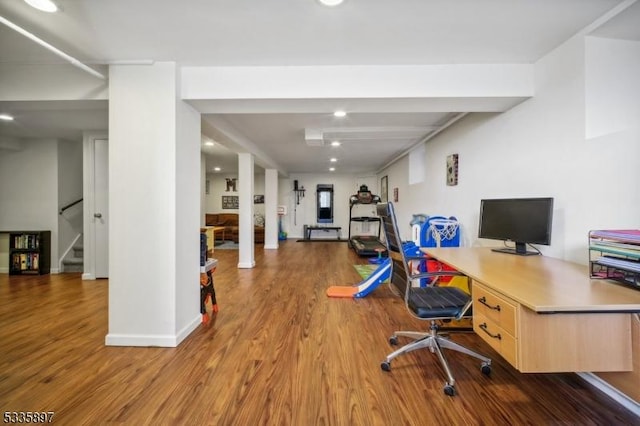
[405,255,428,261]
[411,270,465,280]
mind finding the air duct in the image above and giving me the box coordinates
[304,128,324,147]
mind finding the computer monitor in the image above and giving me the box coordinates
[478,197,554,256]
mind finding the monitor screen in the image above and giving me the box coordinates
[478,197,554,256]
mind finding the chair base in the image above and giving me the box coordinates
[381,321,491,396]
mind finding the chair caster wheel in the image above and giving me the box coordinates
[381,361,391,372]
[481,362,491,376]
[389,336,398,345]
[443,384,456,396]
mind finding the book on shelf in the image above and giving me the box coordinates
[12,254,20,270]
[13,233,40,249]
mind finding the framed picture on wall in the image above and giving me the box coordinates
[381,175,388,202]
[254,195,264,204]
[222,195,239,209]
[446,154,459,186]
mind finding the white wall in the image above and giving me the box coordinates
[204,173,266,219]
[278,173,377,239]
[583,36,640,231]
[0,139,60,272]
[381,34,640,265]
[254,174,266,219]
[586,37,640,140]
[0,233,7,271]
[378,155,413,239]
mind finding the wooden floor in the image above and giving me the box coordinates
[1,241,637,425]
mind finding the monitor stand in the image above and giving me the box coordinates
[491,242,540,256]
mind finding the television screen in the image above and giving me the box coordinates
[478,197,554,256]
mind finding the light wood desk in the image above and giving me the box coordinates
[422,248,640,385]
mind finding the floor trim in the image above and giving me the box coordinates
[577,372,640,417]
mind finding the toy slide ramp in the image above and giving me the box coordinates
[327,258,391,298]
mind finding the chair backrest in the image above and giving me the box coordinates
[376,202,417,300]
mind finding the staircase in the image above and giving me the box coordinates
[62,240,84,273]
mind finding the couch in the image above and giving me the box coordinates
[205,213,265,243]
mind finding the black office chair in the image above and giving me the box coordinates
[377,202,491,396]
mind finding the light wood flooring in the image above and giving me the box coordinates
[0,240,638,425]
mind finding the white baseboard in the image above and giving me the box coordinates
[105,333,180,347]
[0,267,8,273]
[577,372,640,417]
[82,273,95,280]
[238,261,256,268]
[176,316,202,345]
[264,243,279,250]
[105,315,201,347]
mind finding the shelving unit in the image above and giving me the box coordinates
[9,231,51,275]
[589,229,640,290]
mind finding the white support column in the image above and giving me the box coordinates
[175,90,202,342]
[264,169,279,249]
[238,153,255,268]
[106,62,200,347]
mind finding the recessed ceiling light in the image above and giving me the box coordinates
[333,110,346,118]
[213,167,221,172]
[329,167,336,172]
[24,0,58,12]
[330,141,341,147]
[0,114,14,121]
[204,141,214,146]
[318,0,344,6]
[330,158,337,162]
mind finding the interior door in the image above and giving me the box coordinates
[94,139,109,278]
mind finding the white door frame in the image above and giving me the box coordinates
[82,131,108,280]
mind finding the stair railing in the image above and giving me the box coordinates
[59,198,83,215]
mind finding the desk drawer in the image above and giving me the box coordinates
[473,281,517,336]
[474,313,517,367]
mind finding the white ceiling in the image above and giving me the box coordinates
[1,0,639,175]
[209,111,463,174]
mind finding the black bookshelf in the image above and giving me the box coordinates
[9,231,51,275]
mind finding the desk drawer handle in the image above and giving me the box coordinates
[479,323,502,340]
[478,296,501,311]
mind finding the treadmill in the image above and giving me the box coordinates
[348,185,387,257]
